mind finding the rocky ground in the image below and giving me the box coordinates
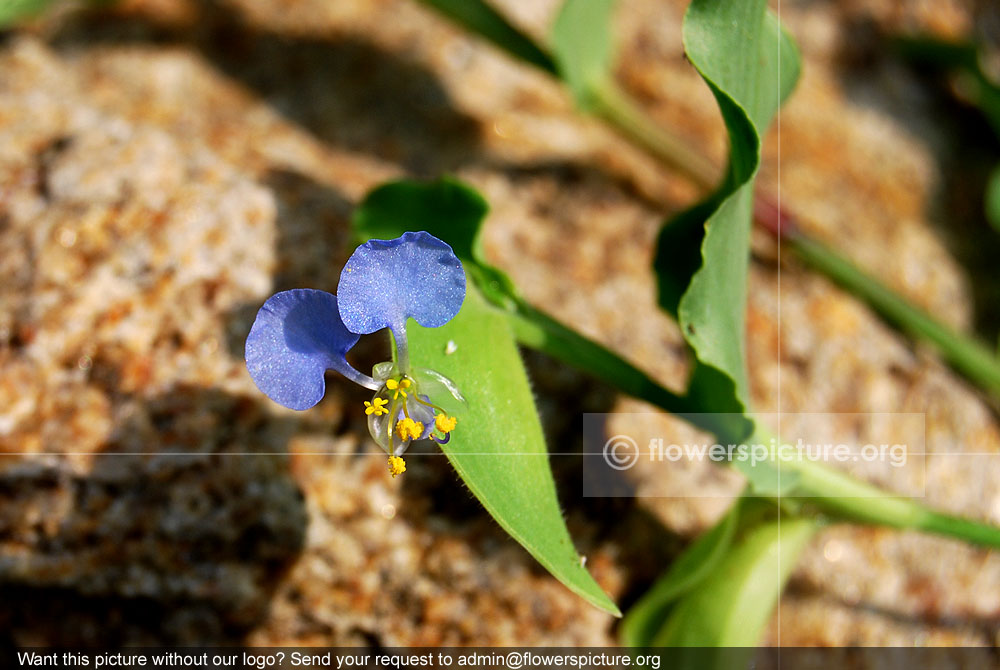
[1,0,999,646]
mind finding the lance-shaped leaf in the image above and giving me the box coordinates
[353,180,620,616]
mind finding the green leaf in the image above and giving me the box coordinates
[620,499,739,647]
[550,0,617,110]
[734,420,799,496]
[353,177,488,260]
[353,180,619,616]
[652,516,817,650]
[414,0,557,74]
[677,2,798,408]
[408,287,619,615]
[770,11,803,110]
[653,3,801,491]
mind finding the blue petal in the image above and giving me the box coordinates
[245,289,360,410]
[337,231,465,335]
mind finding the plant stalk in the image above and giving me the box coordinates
[747,422,1000,547]
[789,233,1000,399]
[590,78,719,190]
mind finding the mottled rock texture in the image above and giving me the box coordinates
[1,0,999,647]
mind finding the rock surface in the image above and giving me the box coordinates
[0,0,998,647]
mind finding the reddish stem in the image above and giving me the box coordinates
[753,192,798,239]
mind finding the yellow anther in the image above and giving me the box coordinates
[364,397,389,416]
[388,455,406,478]
[435,414,457,434]
[385,377,411,399]
[395,417,424,441]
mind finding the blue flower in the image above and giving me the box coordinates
[245,232,465,476]
[337,231,465,372]
[245,289,377,410]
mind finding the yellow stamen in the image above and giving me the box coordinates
[395,417,424,441]
[364,398,389,416]
[388,455,406,478]
[385,378,411,400]
[434,414,457,434]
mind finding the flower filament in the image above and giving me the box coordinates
[386,378,410,399]
[365,371,462,476]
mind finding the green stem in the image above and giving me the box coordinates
[508,298,695,416]
[748,423,1000,547]
[794,458,1000,547]
[790,233,1000,399]
[589,78,719,191]
[920,510,1000,546]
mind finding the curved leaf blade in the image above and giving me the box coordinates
[409,286,619,615]
[677,1,797,412]
[654,3,802,492]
